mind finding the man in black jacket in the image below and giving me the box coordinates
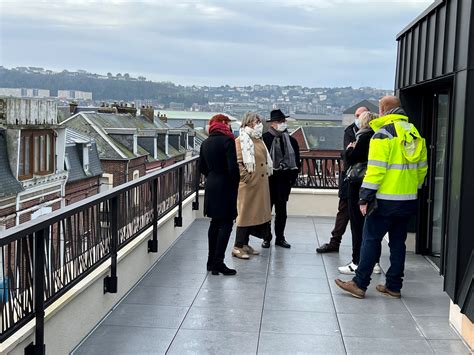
[316,107,368,253]
[262,109,301,249]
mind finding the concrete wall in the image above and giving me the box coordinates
[2,194,199,355]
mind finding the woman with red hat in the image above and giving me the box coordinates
[199,114,240,275]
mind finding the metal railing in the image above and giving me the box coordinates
[0,157,200,354]
[294,156,342,189]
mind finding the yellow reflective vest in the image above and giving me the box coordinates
[360,114,428,202]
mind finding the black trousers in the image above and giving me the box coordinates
[235,222,271,248]
[348,183,364,264]
[208,218,234,268]
[329,198,350,247]
[268,200,288,242]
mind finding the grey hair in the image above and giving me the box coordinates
[359,111,379,129]
[241,112,261,128]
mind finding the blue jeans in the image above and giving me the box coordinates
[353,211,409,292]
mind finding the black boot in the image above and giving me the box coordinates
[206,260,212,272]
[212,263,237,276]
[316,243,339,253]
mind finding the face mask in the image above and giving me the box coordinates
[354,118,361,128]
[254,122,263,136]
[276,122,288,132]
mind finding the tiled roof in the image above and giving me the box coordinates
[65,143,103,183]
[343,100,379,114]
[0,130,23,198]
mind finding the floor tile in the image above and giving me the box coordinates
[123,285,197,307]
[264,291,335,313]
[266,276,330,294]
[258,332,345,354]
[168,329,258,354]
[181,306,261,332]
[344,336,433,354]
[332,294,409,315]
[194,288,264,310]
[103,304,188,329]
[414,316,463,340]
[73,325,176,355]
[261,310,340,336]
[429,339,472,354]
[338,313,425,339]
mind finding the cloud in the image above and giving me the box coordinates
[0,0,434,87]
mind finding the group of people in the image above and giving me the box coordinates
[318,95,428,298]
[200,96,428,299]
[199,109,300,276]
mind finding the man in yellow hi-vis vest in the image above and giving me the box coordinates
[335,96,428,299]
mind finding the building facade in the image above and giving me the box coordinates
[396,0,473,346]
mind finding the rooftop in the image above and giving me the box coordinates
[73,217,469,354]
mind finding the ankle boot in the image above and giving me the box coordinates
[212,263,237,276]
[206,259,212,272]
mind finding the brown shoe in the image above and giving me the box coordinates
[335,279,365,299]
[376,284,401,298]
[232,247,250,259]
[243,244,259,255]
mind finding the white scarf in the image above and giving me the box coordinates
[240,126,273,176]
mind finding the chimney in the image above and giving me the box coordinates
[186,119,194,129]
[160,113,168,123]
[69,101,78,114]
[141,105,154,123]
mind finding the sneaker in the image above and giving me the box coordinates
[243,244,259,255]
[338,262,358,275]
[316,243,339,253]
[335,279,365,299]
[376,284,401,298]
[373,263,382,274]
[232,247,250,259]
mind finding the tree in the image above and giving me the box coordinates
[124,73,130,79]
[107,72,112,78]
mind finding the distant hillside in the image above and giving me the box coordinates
[0,67,207,105]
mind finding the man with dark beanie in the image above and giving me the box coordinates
[262,109,300,249]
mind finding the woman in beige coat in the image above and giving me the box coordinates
[232,112,273,259]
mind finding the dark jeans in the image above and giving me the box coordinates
[269,200,288,242]
[208,218,234,268]
[353,211,409,292]
[235,222,271,248]
[348,183,364,264]
[329,198,350,246]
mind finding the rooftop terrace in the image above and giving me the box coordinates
[73,217,470,354]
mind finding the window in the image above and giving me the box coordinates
[19,130,55,180]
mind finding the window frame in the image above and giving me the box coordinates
[18,130,55,180]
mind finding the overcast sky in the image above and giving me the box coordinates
[1,0,433,88]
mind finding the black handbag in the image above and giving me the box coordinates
[346,162,368,183]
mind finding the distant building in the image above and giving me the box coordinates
[64,129,103,204]
[154,110,239,130]
[291,113,343,125]
[60,107,189,188]
[57,90,93,101]
[342,99,379,126]
[0,88,50,98]
[291,126,344,158]
[0,97,67,229]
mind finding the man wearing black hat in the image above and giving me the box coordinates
[262,109,301,248]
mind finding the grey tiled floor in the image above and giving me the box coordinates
[73,217,471,354]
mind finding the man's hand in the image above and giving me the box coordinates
[360,204,368,216]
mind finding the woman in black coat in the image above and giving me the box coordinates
[338,111,381,275]
[199,114,240,275]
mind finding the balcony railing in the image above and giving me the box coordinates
[0,154,338,353]
[0,156,200,354]
[294,156,342,189]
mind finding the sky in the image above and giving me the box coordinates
[0,0,434,88]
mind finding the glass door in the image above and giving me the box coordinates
[426,93,450,267]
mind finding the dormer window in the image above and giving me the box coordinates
[19,130,55,180]
[83,143,90,173]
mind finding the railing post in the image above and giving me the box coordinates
[174,166,183,227]
[25,228,47,355]
[104,196,118,293]
[148,178,158,253]
[192,160,200,211]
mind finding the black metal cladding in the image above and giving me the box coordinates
[396,0,474,321]
[396,0,474,89]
